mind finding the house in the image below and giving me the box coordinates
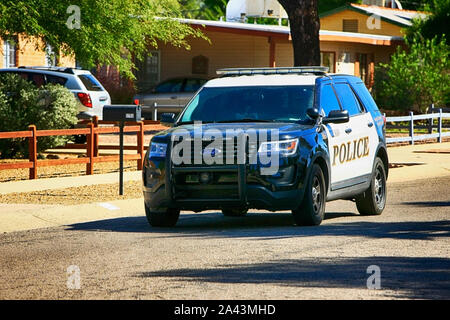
[133,3,427,92]
[0,35,75,69]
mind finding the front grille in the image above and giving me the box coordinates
[171,137,258,166]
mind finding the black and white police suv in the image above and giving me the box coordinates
[142,67,388,227]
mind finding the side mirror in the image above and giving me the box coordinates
[161,113,176,127]
[306,108,320,120]
[323,109,349,124]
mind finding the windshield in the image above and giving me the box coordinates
[180,85,315,124]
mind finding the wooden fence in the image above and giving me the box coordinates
[0,117,167,179]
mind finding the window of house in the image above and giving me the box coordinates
[343,19,358,33]
[135,51,160,93]
[320,52,335,73]
[3,38,17,68]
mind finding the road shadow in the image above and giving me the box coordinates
[66,212,450,241]
[135,256,450,299]
[403,201,450,207]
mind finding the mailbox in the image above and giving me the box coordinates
[103,105,142,122]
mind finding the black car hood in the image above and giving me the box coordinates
[152,122,316,141]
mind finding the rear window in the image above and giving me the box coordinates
[78,74,104,91]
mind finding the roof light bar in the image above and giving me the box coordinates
[216,66,329,76]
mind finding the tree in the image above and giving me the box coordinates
[318,0,361,14]
[0,0,204,78]
[374,36,450,113]
[278,0,320,66]
[406,0,450,45]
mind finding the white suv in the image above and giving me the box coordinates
[0,66,111,120]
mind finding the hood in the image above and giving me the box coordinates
[152,121,316,142]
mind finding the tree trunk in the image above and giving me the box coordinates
[278,0,320,66]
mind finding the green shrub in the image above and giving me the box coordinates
[373,36,450,113]
[0,73,79,159]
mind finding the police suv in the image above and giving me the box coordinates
[142,67,388,227]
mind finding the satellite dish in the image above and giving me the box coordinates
[226,0,288,21]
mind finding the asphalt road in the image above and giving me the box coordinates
[0,176,449,300]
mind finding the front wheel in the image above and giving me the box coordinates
[145,204,180,227]
[292,164,326,226]
[355,157,387,216]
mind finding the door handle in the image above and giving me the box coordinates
[345,128,352,134]
[170,96,177,99]
[368,122,374,127]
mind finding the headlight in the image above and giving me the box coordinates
[149,142,167,158]
[258,139,298,156]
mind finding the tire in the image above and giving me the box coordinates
[292,164,326,226]
[355,157,387,216]
[145,204,180,227]
[222,208,248,217]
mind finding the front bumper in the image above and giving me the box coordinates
[143,160,307,212]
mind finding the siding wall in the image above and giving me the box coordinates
[158,31,271,81]
[320,10,404,37]
[155,30,398,83]
[0,36,75,68]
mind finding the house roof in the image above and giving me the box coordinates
[320,3,429,27]
[179,18,403,45]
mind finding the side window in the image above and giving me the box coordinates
[14,72,29,81]
[155,79,183,93]
[320,84,341,116]
[29,73,45,87]
[183,79,206,93]
[334,83,363,116]
[46,75,68,86]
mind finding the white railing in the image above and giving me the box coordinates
[385,109,450,144]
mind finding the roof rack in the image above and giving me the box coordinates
[216,66,329,77]
[18,66,81,74]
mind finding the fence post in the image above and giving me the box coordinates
[438,108,443,143]
[28,125,37,179]
[153,102,158,121]
[86,122,94,175]
[427,104,434,134]
[137,121,145,170]
[93,116,99,157]
[409,111,414,145]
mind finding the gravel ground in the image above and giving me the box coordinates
[0,180,143,205]
[0,159,138,183]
